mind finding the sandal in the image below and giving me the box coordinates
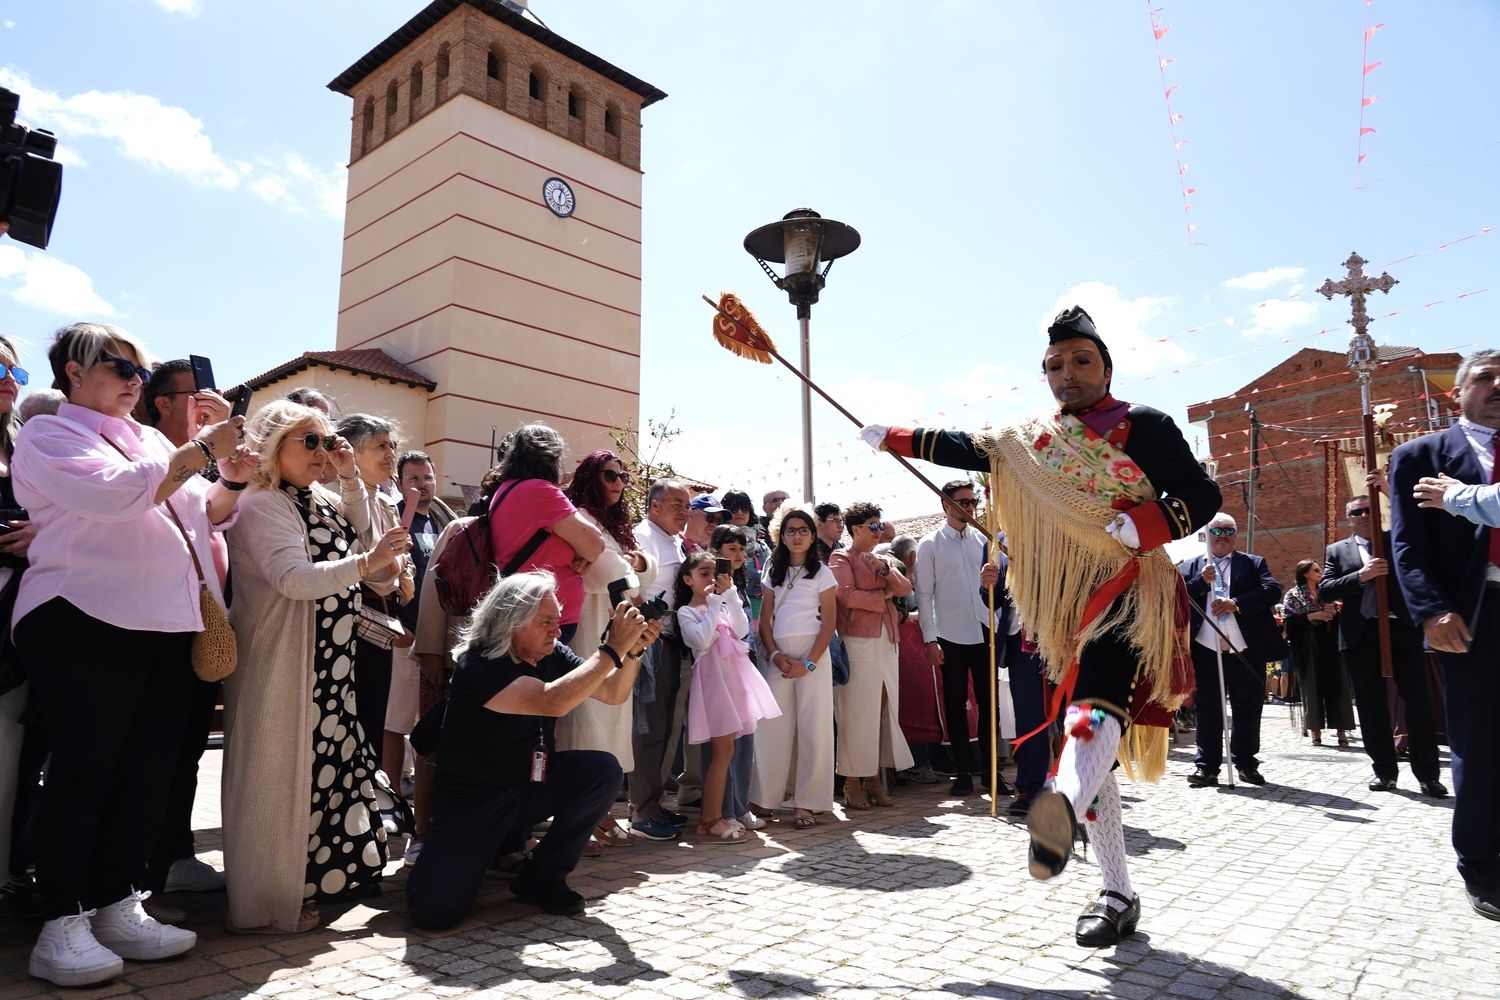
[1310,731,1323,746]
[595,822,635,847]
[866,778,895,808]
[843,781,871,811]
[696,819,747,842]
[793,810,816,829]
[298,902,320,933]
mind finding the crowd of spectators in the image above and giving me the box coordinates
[0,321,1490,985]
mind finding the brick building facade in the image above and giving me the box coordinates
[1186,346,1461,589]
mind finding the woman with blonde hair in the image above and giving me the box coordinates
[14,323,247,986]
[222,400,412,935]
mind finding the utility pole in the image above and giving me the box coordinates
[1245,402,1259,553]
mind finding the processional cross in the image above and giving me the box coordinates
[1319,252,1399,677]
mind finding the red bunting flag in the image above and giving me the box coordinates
[1365,22,1384,40]
[1364,60,1383,74]
[1362,94,1379,107]
[1154,25,1170,39]
[1360,127,1377,136]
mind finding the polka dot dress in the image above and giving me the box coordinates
[286,486,411,903]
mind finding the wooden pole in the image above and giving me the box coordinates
[1360,401,1396,679]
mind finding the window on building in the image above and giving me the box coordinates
[386,80,398,118]
[528,70,542,101]
[604,105,619,136]
[361,101,375,147]
[436,45,450,80]
[567,88,581,118]
[411,63,423,101]
[487,51,500,80]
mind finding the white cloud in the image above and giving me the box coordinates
[0,244,117,318]
[1243,295,1319,339]
[3,20,16,30]
[1222,265,1305,291]
[0,67,242,189]
[0,68,346,217]
[1043,282,1188,377]
[152,0,202,15]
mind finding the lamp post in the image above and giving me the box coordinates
[744,208,860,503]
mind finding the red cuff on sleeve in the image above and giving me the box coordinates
[886,426,916,458]
[1126,501,1173,552]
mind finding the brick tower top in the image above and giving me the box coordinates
[328,0,667,168]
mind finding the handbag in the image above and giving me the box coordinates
[163,500,238,682]
[356,592,414,650]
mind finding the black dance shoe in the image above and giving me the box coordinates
[1076,890,1141,947]
[1368,774,1398,792]
[1235,767,1267,786]
[1186,767,1219,788]
[1025,789,1076,880]
[1420,780,1449,798]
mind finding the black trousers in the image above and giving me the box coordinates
[354,636,393,760]
[145,677,221,891]
[1343,619,1440,783]
[1191,643,1266,772]
[406,749,619,930]
[1004,632,1048,797]
[18,599,193,918]
[1441,594,1500,894]
[939,630,994,775]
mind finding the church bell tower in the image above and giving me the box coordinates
[328,0,665,490]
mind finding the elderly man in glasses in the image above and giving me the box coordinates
[1321,492,1445,797]
[1177,513,1286,787]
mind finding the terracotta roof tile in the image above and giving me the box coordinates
[238,350,437,393]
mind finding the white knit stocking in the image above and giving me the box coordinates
[1087,771,1134,911]
[1053,706,1121,810]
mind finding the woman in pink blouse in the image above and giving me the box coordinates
[13,323,249,987]
[829,501,915,809]
[487,424,606,644]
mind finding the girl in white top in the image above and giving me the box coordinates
[749,505,838,828]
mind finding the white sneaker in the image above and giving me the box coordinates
[403,837,424,868]
[90,889,196,961]
[737,812,766,831]
[163,856,224,893]
[29,909,124,987]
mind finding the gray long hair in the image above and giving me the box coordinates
[453,570,558,662]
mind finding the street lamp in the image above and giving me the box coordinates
[744,208,860,504]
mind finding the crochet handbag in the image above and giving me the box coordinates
[164,499,238,682]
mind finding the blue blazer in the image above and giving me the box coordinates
[1389,423,1492,635]
[1178,550,1287,663]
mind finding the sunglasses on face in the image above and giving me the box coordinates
[0,365,29,386]
[99,355,152,384]
[952,498,979,508]
[862,520,883,533]
[300,433,339,452]
[781,525,812,538]
[1209,527,1237,537]
[601,469,631,485]
[1347,508,1370,517]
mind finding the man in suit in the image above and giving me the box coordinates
[1179,513,1286,786]
[1321,492,1445,797]
[1390,348,1500,921]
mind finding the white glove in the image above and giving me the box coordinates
[859,424,889,451]
[1105,513,1140,550]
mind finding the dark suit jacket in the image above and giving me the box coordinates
[1179,551,1287,663]
[1319,532,1417,651]
[1389,423,1492,636]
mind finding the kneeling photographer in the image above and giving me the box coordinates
[406,570,659,929]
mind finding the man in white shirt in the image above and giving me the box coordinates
[629,479,691,840]
[914,480,1006,797]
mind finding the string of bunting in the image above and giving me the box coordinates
[1147,2,1202,245]
[1357,3,1386,186]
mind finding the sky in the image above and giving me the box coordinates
[1,0,1497,521]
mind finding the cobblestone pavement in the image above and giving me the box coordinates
[1,717,1495,999]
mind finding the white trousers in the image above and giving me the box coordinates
[834,629,914,776]
[749,635,834,812]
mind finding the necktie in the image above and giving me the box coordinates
[1490,436,1500,570]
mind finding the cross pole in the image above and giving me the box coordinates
[1318,252,1399,678]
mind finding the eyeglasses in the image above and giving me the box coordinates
[781,526,812,537]
[1347,508,1370,517]
[862,521,883,533]
[98,355,152,384]
[0,365,29,386]
[1208,527,1237,537]
[601,469,632,485]
[952,498,979,508]
[300,433,339,452]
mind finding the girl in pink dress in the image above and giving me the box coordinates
[675,552,780,842]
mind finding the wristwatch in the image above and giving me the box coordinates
[802,658,817,673]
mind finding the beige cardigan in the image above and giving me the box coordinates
[221,479,378,933]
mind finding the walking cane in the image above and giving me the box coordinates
[1204,539,1235,788]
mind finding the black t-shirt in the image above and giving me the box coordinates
[432,640,583,808]
[396,506,439,628]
